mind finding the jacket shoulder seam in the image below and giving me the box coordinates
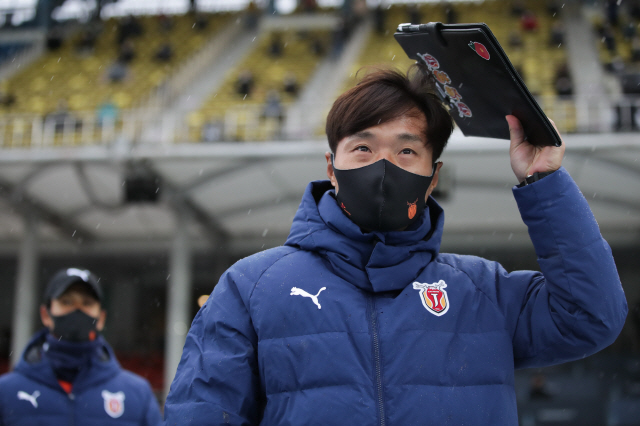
[248,247,301,302]
[435,256,508,326]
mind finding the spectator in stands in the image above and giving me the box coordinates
[165,65,627,426]
[117,15,143,46]
[509,30,523,48]
[283,72,299,96]
[107,60,129,83]
[408,5,422,25]
[46,99,74,133]
[330,17,348,60]
[622,21,636,40]
[202,118,224,142]
[554,63,573,97]
[118,39,136,63]
[521,10,539,32]
[75,28,98,56]
[0,80,15,108]
[631,36,640,62]
[511,0,525,16]
[262,90,285,139]
[236,69,254,97]
[262,90,284,122]
[606,0,619,27]
[96,98,119,127]
[244,1,260,30]
[631,0,640,20]
[444,3,458,24]
[269,32,284,57]
[154,41,173,62]
[157,14,173,33]
[373,5,386,34]
[300,0,318,13]
[195,13,209,30]
[0,268,163,426]
[603,25,617,53]
[46,26,63,51]
[311,37,325,56]
[547,0,561,16]
[550,21,564,46]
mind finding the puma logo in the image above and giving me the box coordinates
[290,287,326,309]
[17,390,40,408]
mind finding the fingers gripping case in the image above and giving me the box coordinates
[395,22,562,147]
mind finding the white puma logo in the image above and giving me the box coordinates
[290,287,326,309]
[17,390,40,408]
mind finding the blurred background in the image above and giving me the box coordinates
[0,0,639,424]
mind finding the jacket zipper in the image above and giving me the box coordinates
[368,295,386,426]
[68,392,75,426]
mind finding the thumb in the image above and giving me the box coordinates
[506,115,525,146]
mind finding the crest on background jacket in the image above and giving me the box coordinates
[412,280,450,316]
[101,390,125,418]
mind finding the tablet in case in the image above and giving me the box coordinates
[394,22,562,147]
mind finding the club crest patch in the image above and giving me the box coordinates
[412,280,450,316]
[101,390,125,419]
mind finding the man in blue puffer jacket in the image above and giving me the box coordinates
[0,268,163,426]
[164,66,627,425]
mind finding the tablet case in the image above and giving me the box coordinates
[394,22,562,147]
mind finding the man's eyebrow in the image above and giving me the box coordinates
[397,132,423,142]
[347,131,374,141]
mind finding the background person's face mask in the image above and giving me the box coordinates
[332,155,437,232]
[50,309,99,342]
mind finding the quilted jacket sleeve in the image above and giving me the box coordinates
[143,382,163,426]
[502,167,628,368]
[164,268,263,426]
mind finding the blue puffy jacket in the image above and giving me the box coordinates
[165,168,627,425]
[0,329,162,426]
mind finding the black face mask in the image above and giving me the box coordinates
[50,310,99,342]
[332,156,437,232]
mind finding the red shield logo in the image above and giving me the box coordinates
[456,102,472,118]
[418,52,440,70]
[101,390,125,419]
[413,280,450,316]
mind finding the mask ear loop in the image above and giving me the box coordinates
[430,161,441,177]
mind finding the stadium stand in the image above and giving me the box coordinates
[189,28,331,142]
[0,12,234,147]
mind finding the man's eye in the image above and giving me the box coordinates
[401,148,415,155]
[355,146,370,152]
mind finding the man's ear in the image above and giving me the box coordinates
[325,152,338,189]
[424,161,443,201]
[97,309,107,332]
[40,305,53,330]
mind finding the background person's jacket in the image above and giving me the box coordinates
[0,329,163,426]
[165,167,627,426]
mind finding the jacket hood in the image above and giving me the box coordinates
[285,180,445,293]
[14,328,121,393]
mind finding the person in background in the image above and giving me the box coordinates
[0,268,162,426]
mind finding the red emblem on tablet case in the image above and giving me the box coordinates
[468,41,490,60]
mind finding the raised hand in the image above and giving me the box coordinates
[507,115,565,183]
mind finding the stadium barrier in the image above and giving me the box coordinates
[0,95,638,148]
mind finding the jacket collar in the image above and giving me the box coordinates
[14,328,121,393]
[285,180,445,293]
